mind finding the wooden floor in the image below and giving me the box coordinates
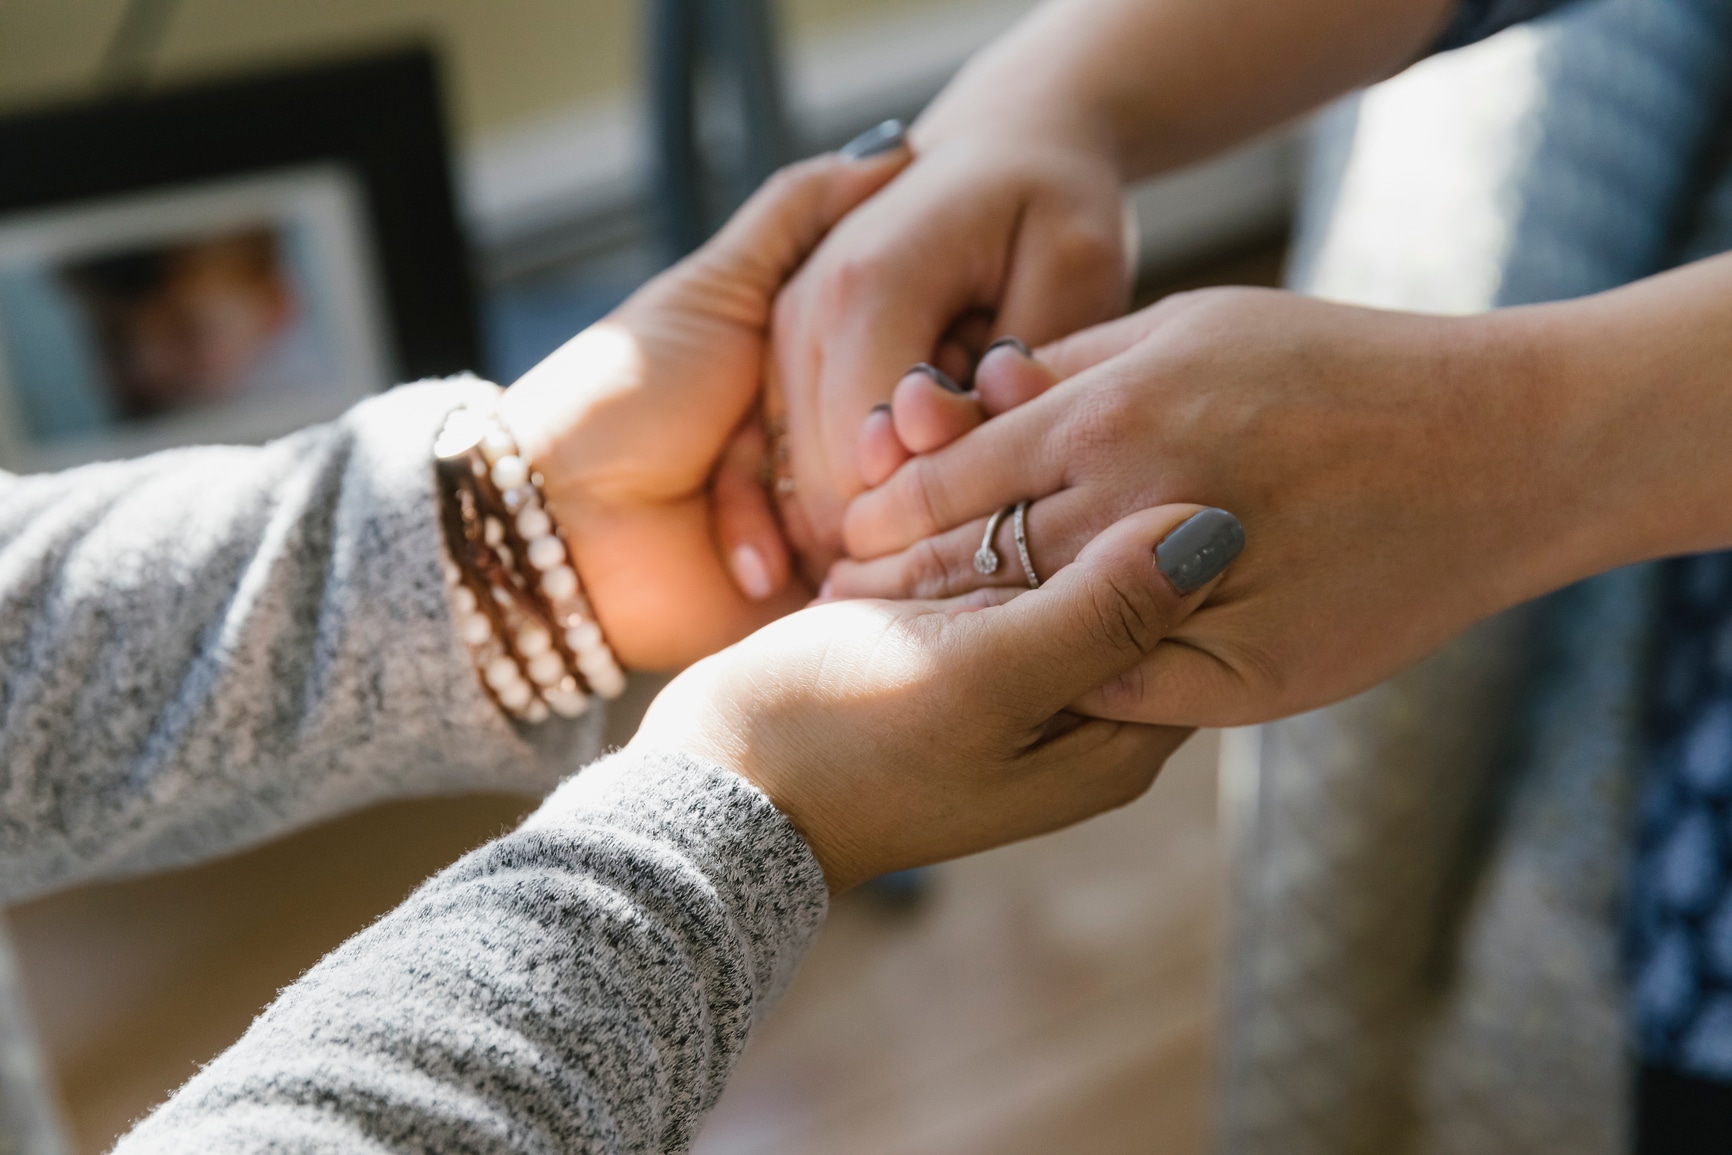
[5,239,1284,1153]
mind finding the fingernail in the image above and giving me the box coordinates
[731,542,775,601]
[908,362,967,394]
[818,578,834,600]
[1156,509,1245,594]
[869,402,892,415]
[840,119,906,160]
[983,336,1032,360]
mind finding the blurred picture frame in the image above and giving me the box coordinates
[0,49,477,471]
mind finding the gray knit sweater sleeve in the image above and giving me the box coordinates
[111,749,830,1154]
[0,379,596,904]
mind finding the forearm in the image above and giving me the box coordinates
[112,750,827,1154]
[0,380,594,903]
[1500,251,1732,589]
[915,0,1459,180]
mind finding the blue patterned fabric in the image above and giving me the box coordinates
[1436,0,1732,1092]
[1631,553,1732,1078]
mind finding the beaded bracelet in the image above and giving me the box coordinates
[433,394,625,724]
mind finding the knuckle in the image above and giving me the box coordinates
[1091,660,1151,718]
[1050,221,1123,280]
[1064,386,1140,457]
[823,248,893,308]
[905,537,963,600]
[902,455,950,537]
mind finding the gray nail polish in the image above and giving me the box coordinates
[1156,509,1245,593]
[909,363,967,394]
[869,402,892,415]
[840,119,907,160]
[983,336,1031,359]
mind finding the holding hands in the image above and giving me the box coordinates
[830,288,1589,727]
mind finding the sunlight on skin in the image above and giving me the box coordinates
[502,323,644,472]
[635,598,946,770]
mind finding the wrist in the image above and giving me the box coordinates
[630,667,863,893]
[1461,298,1697,602]
[1508,268,1732,580]
[912,21,1129,178]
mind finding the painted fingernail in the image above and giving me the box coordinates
[909,362,967,394]
[731,543,775,601]
[840,118,906,160]
[869,402,892,415]
[983,336,1032,360]
[1156,509,1245,594]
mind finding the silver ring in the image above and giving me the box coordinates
[1013,500,1039,589]
[974,505,1010,575]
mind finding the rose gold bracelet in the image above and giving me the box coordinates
[434,392,625,723]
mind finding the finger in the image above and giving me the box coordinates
[1034,298,1191,379]
[890,364,985,454]
[713,422,793,603]
[933,308,995,385]
[958,505,1245,717]
[972,337,1061,416]
[842,402,1062,558]
[1075,637,1251,727]
[855,403,910,488]
[694,148,912,305]
[1019,719,1193,821]
[992,196,1130,366]
[829,487,1101,601]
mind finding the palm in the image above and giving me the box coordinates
[501,152,907,671]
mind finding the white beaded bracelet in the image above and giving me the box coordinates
[434,394,625,724]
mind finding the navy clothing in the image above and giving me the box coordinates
[1632,555,1732,1077]
[1434,0,1579,52]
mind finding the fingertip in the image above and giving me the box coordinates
[730,541,777,602]
[856,402,910,487]
[713,434,795,603]
[838,118,908,162]
[891,364,986,454]
[974,337,1061,416]
[1155,507,1245,596]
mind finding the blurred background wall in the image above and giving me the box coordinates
[0,0,1293,380]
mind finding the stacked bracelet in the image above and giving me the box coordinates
[433,393,625,724]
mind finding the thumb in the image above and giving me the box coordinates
[966,505,1245,717]
[692,145,911,302]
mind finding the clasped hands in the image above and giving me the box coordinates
[494,136,1588,889]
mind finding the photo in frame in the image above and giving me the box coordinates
[0,49,477,471]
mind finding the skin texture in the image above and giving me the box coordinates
[829,260,1732,728]
[500,149,907,669]
[765,0,1458,581]
[631,505,1227,891]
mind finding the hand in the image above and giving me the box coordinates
[756,0,1467,582]
[829,286,1585,727]
[628,504,1238,891]
[764,119,1130,581]
[501,149,907,670]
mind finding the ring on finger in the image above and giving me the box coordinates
[1013,500,1039,589]
[975,505,1010,575]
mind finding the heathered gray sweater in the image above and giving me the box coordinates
[0,381,828,1152]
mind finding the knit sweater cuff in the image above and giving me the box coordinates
[332,378,600,795]
[524,748,831,1016]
